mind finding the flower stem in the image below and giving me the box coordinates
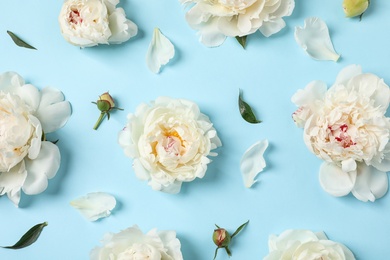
[93,112,106,130]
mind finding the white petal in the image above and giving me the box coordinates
[341,158,357,172]
[351,164,388,202]
[107,8,138,44]
[146,28,175,73]
[259,18,286,37]
[291,80,327,107]
[0,162,27,206]
[23,141,60,195]
[334,64,362,86]
[70,192,116,221]
[36,87,71,133]
[240,139,268,188]
[294,17,340,61]
[319,162,356,197]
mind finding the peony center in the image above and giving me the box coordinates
[328,124,356,148]
[69,8,83,24]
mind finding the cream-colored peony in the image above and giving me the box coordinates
[292,65,390,202]
[58,0,138,47]
[118,97,221,193]
[264,229,355,260]
[90,225,183,260]
[0,72,71,206]
[180,0,295,47]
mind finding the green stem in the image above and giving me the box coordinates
[93,112,106,130]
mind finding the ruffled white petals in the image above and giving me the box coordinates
[36,87,71,133]
[240,139,268,188]
[351,164,388,202]
[23,142,60,195]
[146,28,175,74]
[295,17,340,61]
[70,192,116,221]
[319,162,356,197]
[0,162,27,206]
[181,0,294,47]
[59,0,137,47]
[119,97,221,193]
[90,225,183,260]
[27,115,42,160]
[107,8,138,44]
[265,229,355,260]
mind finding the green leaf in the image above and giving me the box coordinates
[235,35,247,49]
[7,31,37,50]
[2,222,47,249]
[231,220,249,239]
[238,90,261,124]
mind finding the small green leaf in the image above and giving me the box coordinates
[238,90,261,124]
[231,220,249,238]
[235,35,247,49]
[7,31,37,50]
[2,222,47,249]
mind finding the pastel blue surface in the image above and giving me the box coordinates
[1,0,390,259]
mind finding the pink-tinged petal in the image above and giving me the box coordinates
[146,28,175,74]
[294,17,340,61]
[319,162,356,197]
[0,161,27,206]
[22,141,60,195]
[334,64,362,86]
[70,192,116,221]
[352,163,388,202]
[240,139,268,188]
[35,87,71,133]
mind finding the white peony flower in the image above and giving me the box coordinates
[263,229,355,260]
[90,225,183,260]
[180,0,295,47]
[292,65,390,202]
[118,97,222,193]
[58,0,138,47]
[0,72,71,206]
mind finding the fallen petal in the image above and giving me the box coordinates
[70,192,116,221]
[240,139,268,188]
[294,17,340,61]
[146,28,175,73]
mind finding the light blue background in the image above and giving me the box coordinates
[1,0,390,259]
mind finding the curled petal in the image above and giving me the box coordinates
[70,192,116,221]
[23,141,60,195]
[108,8,138,44]
[240,139,268,188]
[146,28,175,74]
[294,17,340,61]
[35,87,72,133]
[319,162,356,197]
[0,162,27,206]
[351,164,388,202]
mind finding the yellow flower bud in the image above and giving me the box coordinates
[343,0,369,18]
[99,92,115,108]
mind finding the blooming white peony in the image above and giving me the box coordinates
[118,97,222,193]
[0,72,71,206]
[58,0,138,47]
[263,229,355,260]
[180,0,295,47]
[90,225,183,260]
[292,65,390,202]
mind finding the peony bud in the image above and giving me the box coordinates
[96,92,115,113]
[212,221,249,259]
[343,0,369,18]
[212,228,231,248]
[92,92,123,130]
